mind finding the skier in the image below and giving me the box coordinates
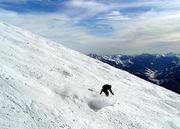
[100,84,114,96]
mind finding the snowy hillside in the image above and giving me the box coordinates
[0,21,180,129]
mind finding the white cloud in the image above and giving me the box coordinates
[97,11,130,21]
[68,0,109,12]
[0,1,180,54]
[108,11,121,16]
[66,0,117,19]
[108,10,180,54]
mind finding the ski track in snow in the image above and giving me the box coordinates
[0,21,180,129]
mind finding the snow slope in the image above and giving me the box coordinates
[0,21,180,129]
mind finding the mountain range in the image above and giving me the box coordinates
[88,53,180,94]
[0,21,180,129]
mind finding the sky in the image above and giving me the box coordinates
[0,0,180,55]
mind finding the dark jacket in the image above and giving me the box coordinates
[100,84,114,96]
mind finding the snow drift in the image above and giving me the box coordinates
[0,21,180,129]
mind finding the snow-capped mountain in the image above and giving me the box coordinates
[88,53,180,94]
[0,21,180,129]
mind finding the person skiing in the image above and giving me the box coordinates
[100,84,114,96]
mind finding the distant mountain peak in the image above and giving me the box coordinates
[88,53,180,94]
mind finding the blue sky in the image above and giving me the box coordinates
[0,0,180,54]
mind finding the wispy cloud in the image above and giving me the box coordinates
[0,0,180,54]
[67,0,109,13]
[97,11,130,20]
